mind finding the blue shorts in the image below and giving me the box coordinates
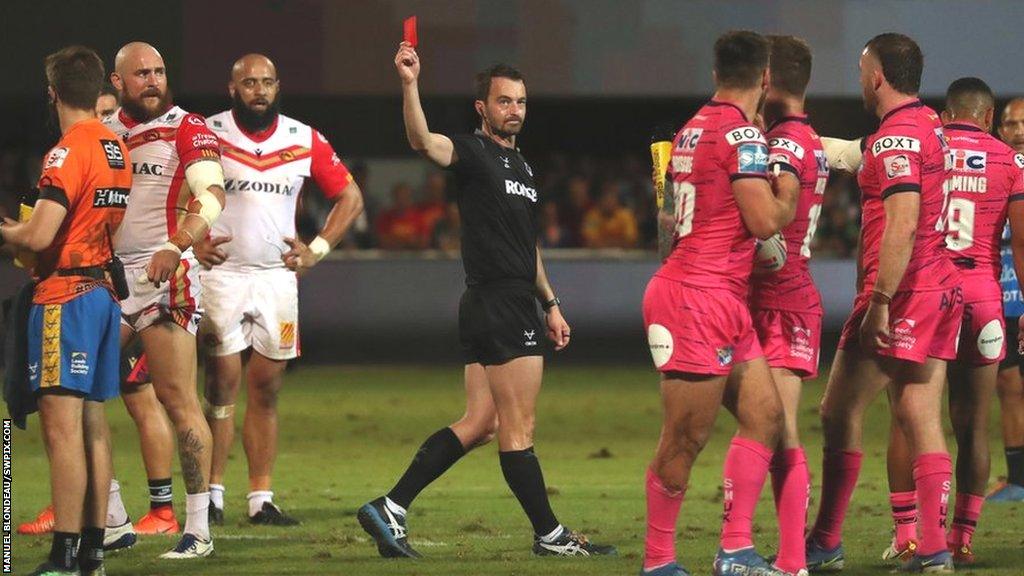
[27,287,121,402]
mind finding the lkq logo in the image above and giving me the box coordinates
[524,329,537,347]
[505,180,537,202]
[950,149,986,172]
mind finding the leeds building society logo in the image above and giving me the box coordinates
[524,329,537,347]
[70,352,90,375]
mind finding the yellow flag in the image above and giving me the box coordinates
[14,203,36,269]
[650,141,672,209]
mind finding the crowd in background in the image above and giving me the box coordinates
[0,145,862,257]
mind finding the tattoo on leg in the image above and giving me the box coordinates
[179,429,206,493]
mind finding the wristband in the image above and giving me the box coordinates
[309,236,331,261]
[870,289,892,305]
[542,297,560,311]
[159,241,182,256]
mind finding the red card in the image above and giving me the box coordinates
[403,16,418,47]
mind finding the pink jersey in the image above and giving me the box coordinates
[657,100,769,297]
[943,122,1024,282]
[750,115,828,313]
[104,106,221,266]
[858,100,958,292]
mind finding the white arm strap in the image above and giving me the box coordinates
[184,160,225,226]
[821,137,864,172]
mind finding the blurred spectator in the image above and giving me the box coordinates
[539,201,568,248]
[560,174,592,246]
[95,82,119,119]
[431,201,461,252]
[582,182,639,248]
[417,171,448,234]
[376,182,427,250]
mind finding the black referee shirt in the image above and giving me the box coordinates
[447,130,539,286]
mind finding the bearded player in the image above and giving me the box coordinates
[102,41,226,559]
[195,53,363,526]
[751,35,829,576]
[640,30,800,576]
[805,34,960,573]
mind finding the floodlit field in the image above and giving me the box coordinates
[10,365,1023,575]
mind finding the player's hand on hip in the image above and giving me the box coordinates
[145,249,181,288]
[195,235,231,269]
[1017,315,1024,354]
[395,42,420,84]
[546,307,571,351]
[859,301,890,351]
[282,237,316,275]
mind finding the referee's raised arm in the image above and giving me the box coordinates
[395,42,456,167]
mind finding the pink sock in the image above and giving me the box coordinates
[947,492,983,548]
[889,490,918,548]
[644,468,685,571]
[913,452,952,556]
[771,447,809,573]
[810,450,863,550]
[721,437,772,551]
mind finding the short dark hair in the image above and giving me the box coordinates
[475,63,524,101]
[714,31,770,89]
[768,35,812,96]
[945,77,994,118]
[864,33,923,95]
[100,80,119,102]
[45,45,105,111]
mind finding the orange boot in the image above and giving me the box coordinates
[133,505,180,535]
[17,505,54,535]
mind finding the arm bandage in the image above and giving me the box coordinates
[309,235,331,261]
[185,160,226,226]
[821,137,864,172]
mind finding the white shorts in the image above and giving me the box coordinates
[121,259,203,335]
[200,268,299,360]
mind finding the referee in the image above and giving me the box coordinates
[357,42,616,559]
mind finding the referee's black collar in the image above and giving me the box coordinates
[474,129,519,151]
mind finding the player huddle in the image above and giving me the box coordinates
[641,31,1024,576]
[3,25,1023,576]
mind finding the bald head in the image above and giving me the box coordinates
[229,53,280,132]
[999,98,1024,153]
[111,41,170,122]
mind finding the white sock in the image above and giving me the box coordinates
[247,490,274,517]
[384,497,407,517]
[106,478,129,526]
[540,524,565,543]
[210,484,225,510]
[184,492,211,540]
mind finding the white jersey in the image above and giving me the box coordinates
[104,106,221,266]
[206,111,352,272]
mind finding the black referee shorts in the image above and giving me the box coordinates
[459,281,547,366]
[1001,317,1023,372]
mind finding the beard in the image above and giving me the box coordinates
[121,86,173,123]
[232,91,280,133]
[484,114,522,140]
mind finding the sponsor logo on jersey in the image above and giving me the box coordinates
[504,179,537,202]
[872,136,921,155]
[676,128,703,151]
[44,147,70,169]
[524,329,537,347]
[815,150,829,175]
[886,154,912,179]
[223,179,294,196]
[70,351,90,375]
[672,155,694,174]
[100,139,126,169]
[769,137,805,159]
[132,162,164,176]
[93,187,130,208]
[1015,153,1024,169]
[716,346,734,367]
[499,156,511,169]
[191,133,218,150]
[186,116,205,126]
[724,126,765,146]
[950,149,986,172]
[737,143,769,174]
[279,322,296,349]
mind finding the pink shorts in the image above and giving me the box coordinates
[643,276,762,375]
[839,285,963,363]
[957,278,1005,365]
[752,308,822,379]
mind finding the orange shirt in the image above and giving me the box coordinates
[33,119,131,304]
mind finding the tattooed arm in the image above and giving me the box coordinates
[657,182,677,262]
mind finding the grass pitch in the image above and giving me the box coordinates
[9,364,1024,575]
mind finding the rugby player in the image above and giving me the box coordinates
[1,45,130,576]
[357,42,616,559]
[640,31,801,576]
[752,35,828,576]
[989,97,1024,503]
[805,33,960,573]
[95,82,119,119]
[196,53,364,525]
[102,41,227,559]
[881,77,1024,567]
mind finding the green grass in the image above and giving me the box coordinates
[9,364,1024,575]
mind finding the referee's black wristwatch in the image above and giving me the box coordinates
[542,297,560,311]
